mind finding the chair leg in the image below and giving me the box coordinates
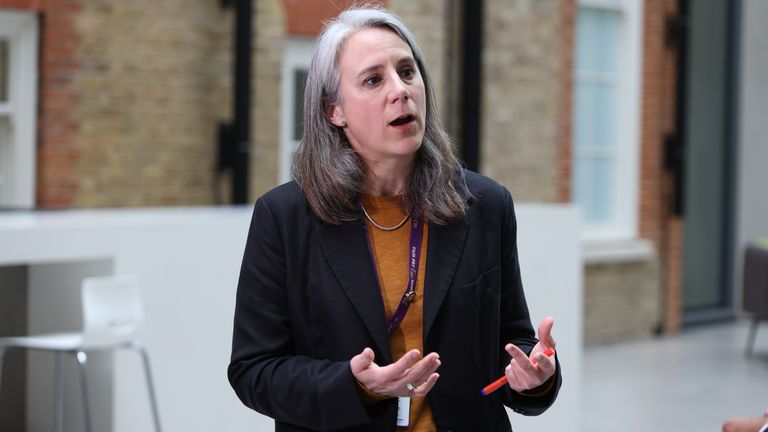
[54,352,64,432]
[746,318,760,357]
[129,341,162,432]
[73,351,93,432]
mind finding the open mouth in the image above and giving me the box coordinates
[389,114,416,126]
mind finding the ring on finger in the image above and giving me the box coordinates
[406,383,416,392]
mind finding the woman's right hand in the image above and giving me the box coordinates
[350,347,441,398]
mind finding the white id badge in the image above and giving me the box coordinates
[396,396,410,427]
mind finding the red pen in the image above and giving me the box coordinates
[481,347,555,396]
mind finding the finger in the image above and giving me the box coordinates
[350,347,375,374]
[505,343,538,375]
[506,352,551,392]
[411,372,440,397]
[531,351,556,376]
[381,349,422,381]
[505,343,530,364]
[530,344,555,366]
[403,353,441,388]
[504,363,524,392]
[537,317,556,349]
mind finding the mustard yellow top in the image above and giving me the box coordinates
[359,193,434,432]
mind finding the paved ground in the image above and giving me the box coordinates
[582,319,768,431]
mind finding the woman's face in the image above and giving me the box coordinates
[329,27,427,168]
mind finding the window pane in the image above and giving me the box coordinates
[575,8,619,74]
[292,68,308,141]
[573,157,615,222]
[573,84,594,149]
[574,81,616,149]
[594,82,616,148]
[573,6,621,225]
[0,40,8,102]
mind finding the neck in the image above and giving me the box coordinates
[362,157,414,196]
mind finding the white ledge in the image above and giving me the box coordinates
[582,238,655,264]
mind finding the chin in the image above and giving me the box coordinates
[395,138,423,156]
[402,131,426,148]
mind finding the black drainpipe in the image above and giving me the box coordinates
[460,0,483,172]
[218,0,252,204]
[664,0,689,216]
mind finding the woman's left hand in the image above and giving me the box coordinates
[504,317,557,392]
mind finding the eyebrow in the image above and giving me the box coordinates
[355,55,416,79]
[356,64,383,79]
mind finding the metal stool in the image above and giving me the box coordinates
[0,275,161,432]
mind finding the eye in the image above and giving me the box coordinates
[363,75,382,87]
[400,67,415,80]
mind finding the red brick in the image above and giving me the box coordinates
[36,0,82,208]
[637,0,683,332]
[0,0,42,10]
[283,0,375,37]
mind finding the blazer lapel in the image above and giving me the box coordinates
[316,219,392,363]
[423,218,469,340]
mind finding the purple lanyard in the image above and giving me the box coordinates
[359,203,424,338]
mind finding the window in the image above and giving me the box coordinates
[0,11,38,209]
[279,38,313,184]
[572,0,643,240]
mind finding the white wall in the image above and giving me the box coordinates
[0,204,581,431]
[510,204,583,432]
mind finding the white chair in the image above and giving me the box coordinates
[0,275,161,432]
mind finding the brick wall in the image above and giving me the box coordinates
[585,0,683,342]
[38,0,81,208]
[388,0,449,121]
[249,0,283,199]
[638,0,683,333]
[558,0,575,203]
[12,0,323,207]
[578,0,683,344]
[584,260,661,344]
[0,0,234,208]
[0,0,83,207]
[283,0,359,37]
[4,0,684,342]
[481,0,566,202]
[663,219,684,332]
[73,0,231,207]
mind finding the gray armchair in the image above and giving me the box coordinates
[744,241,768,356]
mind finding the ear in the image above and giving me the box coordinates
[327,104,347,127]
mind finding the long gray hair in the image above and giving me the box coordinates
[291,5,469,224]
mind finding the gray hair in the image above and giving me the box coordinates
[292,5,469,224]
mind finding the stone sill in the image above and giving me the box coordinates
[582,238,655,264]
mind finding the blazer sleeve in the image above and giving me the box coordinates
[227,196,375,431]
[496,186,563,415]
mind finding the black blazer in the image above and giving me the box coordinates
[228,170,562,432]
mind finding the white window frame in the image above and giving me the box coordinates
[0,10,38,209]
[279,38,313,185]
[574,0,643,243]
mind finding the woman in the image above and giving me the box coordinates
[228,6,561,431]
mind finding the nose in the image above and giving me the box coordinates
[389,74,410,103]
